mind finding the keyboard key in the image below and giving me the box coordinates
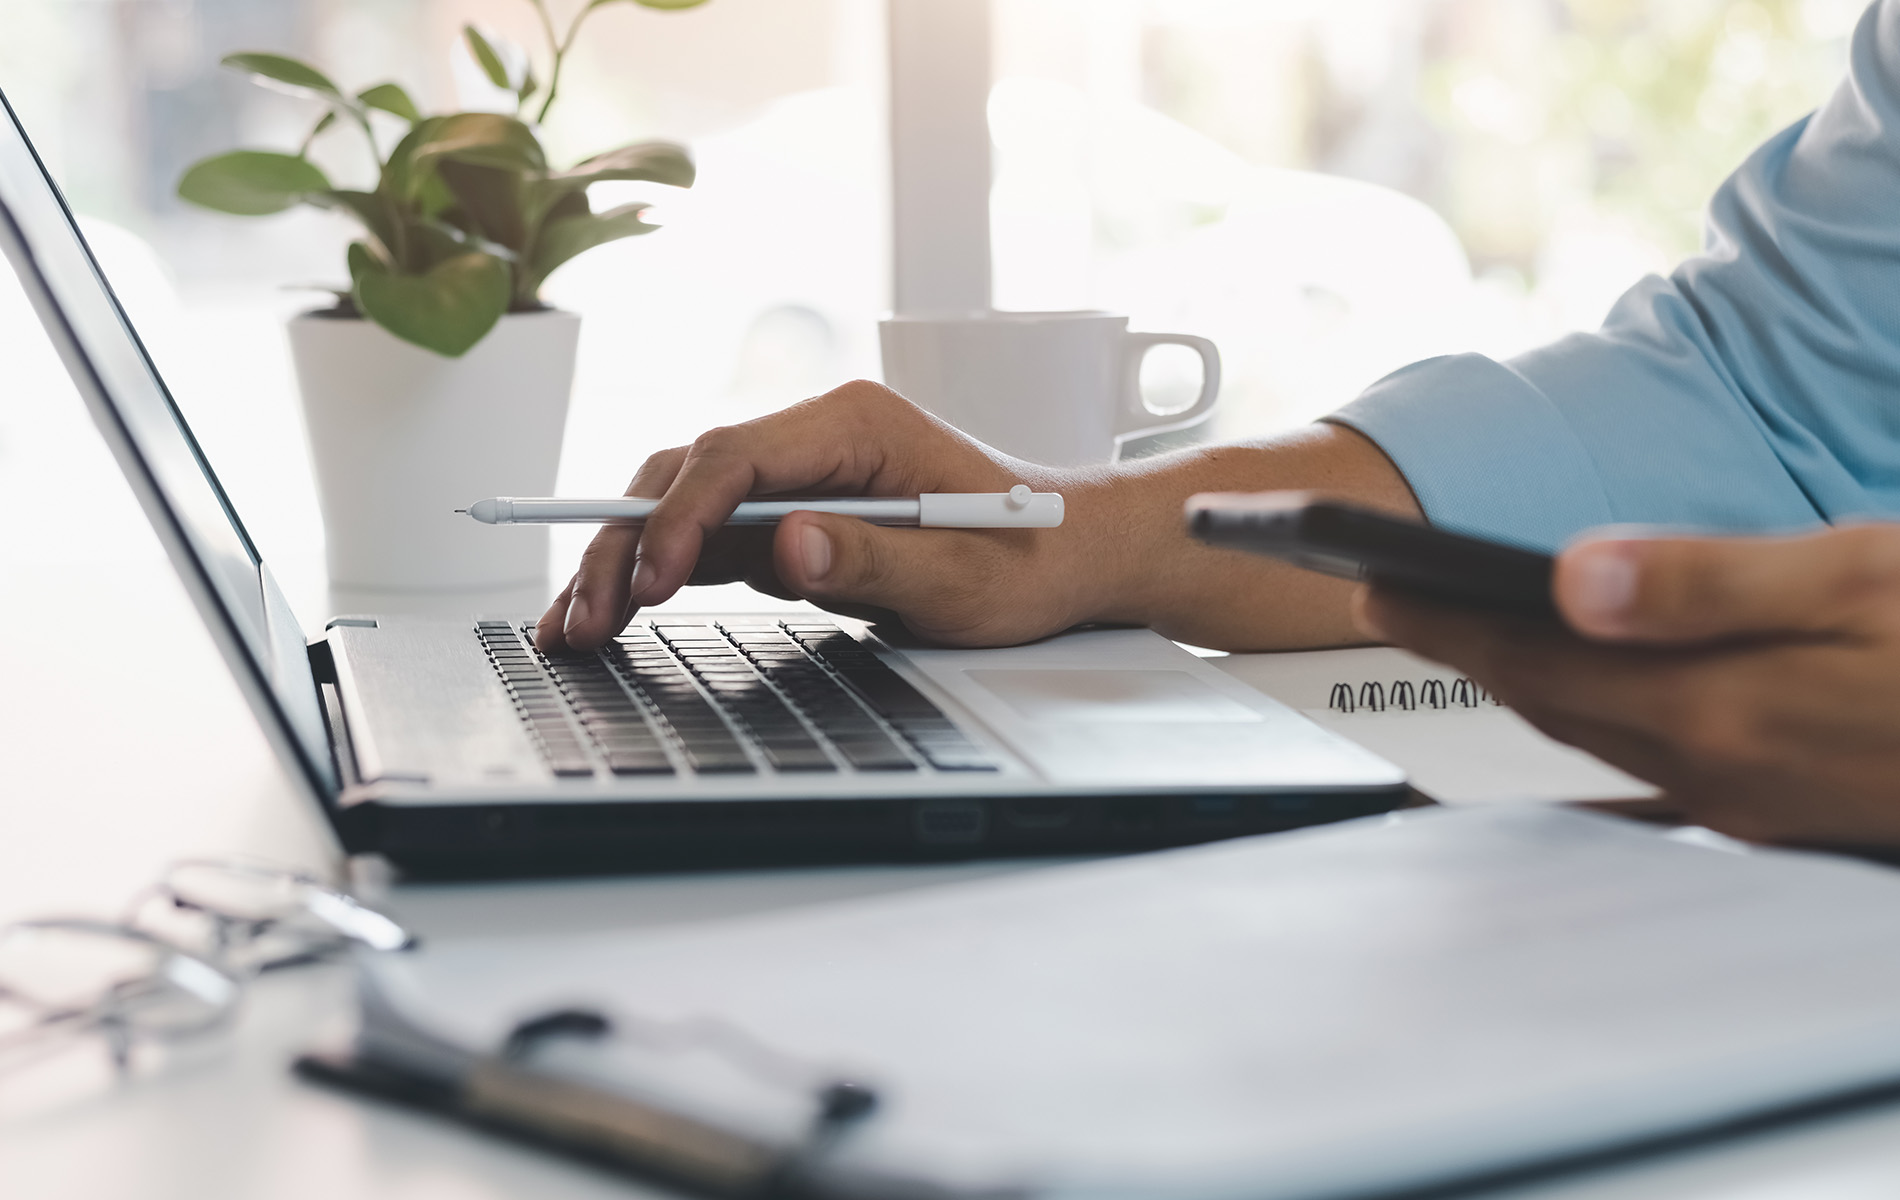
[900,728,973,746]
[807,709,880,728]
[594,733,661,749]
[491,622,1006,779]
[907,730,980,753]
[566,690,633,704]
[837,676,941,719]
[919,748,999,771]
[739,717,806,735]
[837,743,917,771]
[762,746,836,772]
[606,751,674,775]
[755,732,823,750]
[655,703,723,720]
[591,726,662,744]
[681,745,756,773]
[661,722,729,739]
[583,713,653,728]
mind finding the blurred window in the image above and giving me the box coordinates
[0,0,1855,465]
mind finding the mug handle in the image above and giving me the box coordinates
[1114,332,1222,456]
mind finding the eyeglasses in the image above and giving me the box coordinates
[0,859,414,1074]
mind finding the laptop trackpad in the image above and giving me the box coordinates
[965,669,1264,724]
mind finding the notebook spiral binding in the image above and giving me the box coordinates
[1328,677,1502,715]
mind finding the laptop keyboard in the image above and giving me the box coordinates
[473,619,1000,780]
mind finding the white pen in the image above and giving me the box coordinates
[458,485,1064,529]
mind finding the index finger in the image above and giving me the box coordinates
[536,445,689,651]
[623,390,923,608]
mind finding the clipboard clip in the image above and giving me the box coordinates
[502,1005,878,1127]
[300,999,883,1199]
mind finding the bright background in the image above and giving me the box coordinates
[0,0,1861,616]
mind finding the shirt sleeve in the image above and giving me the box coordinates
[1329,0,1900,552]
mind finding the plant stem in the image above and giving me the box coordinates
[302,102,379,165]
[534,0,598,127]
[528,0,562,74]
[350,107,379,163]
[298,117,328,157]
[526,0,562,119]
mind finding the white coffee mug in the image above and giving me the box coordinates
[878,310,1221,466]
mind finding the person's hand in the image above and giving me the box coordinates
[536,381,1100,652]
[535,379,1424,654]
[1354,524,1900,847]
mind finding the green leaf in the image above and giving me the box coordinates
[408,220,478,271]
[462,25,513,90]
[545,189,592,225]
[416,113,547,175]
[380,116,447,204]
[525,202,657,294]
[178,151,331,216]
[310,189,398,257]
[348,240,390,273]
[559,140,695,188]
[435,158,528,250]
[348,243,510,358]
[357,82,421,124]
[414,171,457,224]
[221,52,345,103]
[521,139,692,231]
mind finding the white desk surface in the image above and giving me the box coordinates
[14,561,1900,1200]
[9,318,1900,1199]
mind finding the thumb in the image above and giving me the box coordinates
[773,511,1004,642]
[1556,525,1900,643]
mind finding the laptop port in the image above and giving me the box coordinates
[1001,797,1077,830]
[914,801,987,845]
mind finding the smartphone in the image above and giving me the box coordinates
[1185,491,1556,618]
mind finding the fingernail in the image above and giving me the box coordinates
[799,524,832,582]
[1567,544,1638,631]
[563,591,591,636]
[629,556,658,600]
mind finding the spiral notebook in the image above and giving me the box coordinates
[1212,647,1657,806]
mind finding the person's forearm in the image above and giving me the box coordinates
[1059,423,1421,651]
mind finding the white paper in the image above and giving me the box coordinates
[1214,646,1657,804]
[367,808,1900,1200]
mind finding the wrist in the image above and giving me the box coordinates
[1050,464,1174,629]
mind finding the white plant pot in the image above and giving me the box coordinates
[288,309,579,595]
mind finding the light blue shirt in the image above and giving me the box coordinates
[1330,0,1900,552]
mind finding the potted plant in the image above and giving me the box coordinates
[178,0,706,597]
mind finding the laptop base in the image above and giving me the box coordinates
[345,788,1410,880]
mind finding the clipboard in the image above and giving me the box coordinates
[302,807,1900,1199]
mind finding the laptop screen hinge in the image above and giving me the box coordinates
[307,637,338,685]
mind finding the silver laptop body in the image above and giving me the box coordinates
[0,90,1404,875]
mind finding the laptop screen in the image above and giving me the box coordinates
[0,90,337,801]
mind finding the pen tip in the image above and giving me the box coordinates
[453,509,467,514]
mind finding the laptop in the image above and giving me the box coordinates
[0,90,1405,877]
